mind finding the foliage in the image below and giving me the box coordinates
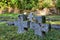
[56,0,60,8]
[43,0,53,8]
[0,0,54,10]
[18,0,38,10]
[42,2,49,8]
[0,1,7,9]
[10,0,19,8]
[0,0,59,14]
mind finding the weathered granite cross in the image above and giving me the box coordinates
[7,13,51,37]
[34,16,46,23]
[28,12,34,22]
[7,14,29,33]
[30,22,50,37]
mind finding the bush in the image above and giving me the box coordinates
[56,0,60,8]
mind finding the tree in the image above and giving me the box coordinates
[56,0,60,8]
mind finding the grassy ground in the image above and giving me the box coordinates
[0,14,60,24]
[46,21,60,24]
[0,14,60,40]
[46,15,60,24]
[0,22,60,40]
[0,14,18,21]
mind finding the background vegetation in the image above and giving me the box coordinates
[0,0,60,14]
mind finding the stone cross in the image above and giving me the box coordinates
[34,16,46,23]
[30,22,43,37]
[34,16,42,23]
[30,22,50,37]
[16,15,28,33]
[28,12,34,22]
[7,14,51,37]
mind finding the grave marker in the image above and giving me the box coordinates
[28,12,34,22]
[6,13,51,37]
[30,22,44,37]
[35,16,42,23]
[41,24,49,33]
[35,16,46,23]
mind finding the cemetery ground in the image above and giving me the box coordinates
[0,14,60,40]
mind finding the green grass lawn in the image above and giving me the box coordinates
[0,14,60,40]
[0,22,60,40]
[46,21,60,24]
[46,15,60,24]
[0,13,18,17]
[46,15,60,18]
[0,14,19,21]
[0,14,60,24]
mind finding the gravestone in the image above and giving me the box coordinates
[14,20,28,33]
[22,21,28,28]
[17,22,26,33]
[30,22,51,37]
[35,16,42,23]
[17,21,30,33]
[30,22,43,37]
[23,14,28,21]
[28,12,34,22]
[42,16,46,23]
[35,16,46,23]
[18,14,28,21]
[18,14,24,21]
[7,21,14,26]
[16,15,29,33]
[41,24,49,33]
[6,13,51,37]
[7,15,29,33]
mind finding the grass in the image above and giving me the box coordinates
[46,21,60,24]
[0,22,60,40]
[46,15,60,18]
[0,14,60,40]
[0,13,18,17]
[46,15,60,24]
[0,14,60,24]
[0,14,19,21]
[50,21,60,24]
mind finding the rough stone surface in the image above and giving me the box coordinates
[35,16,42,23]
[6,14,52,37]
[41,24,49,33]
[28,12,34,21]
[30,22,43,36]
